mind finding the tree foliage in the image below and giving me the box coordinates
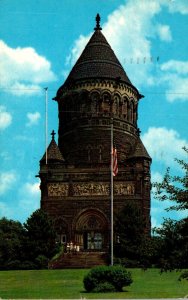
[114,201,152,267]
[153,147,188,270]
[24,209,57,265]
[154,218,188,270]
[0,209,58,270]
[0,218,25,269]
[153,146,188,211]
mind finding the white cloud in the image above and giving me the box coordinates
[19,181,40,215]
[159,60,188,102]
[161,60,188,74]
[164,75,188,102]
[151,216,159,228]
[151,171,164,199]
[0,105,12,130]
[26,111,41,127]
[10,82,42,97]
[0,171,17,195]
[142,127,188,166]
[166,0,188,14]
[0,40,57,96]
[156,24,172,41]
[24,182,40,195]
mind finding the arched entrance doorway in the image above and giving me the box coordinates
[73,209,109,251]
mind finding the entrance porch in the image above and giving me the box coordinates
[49,251,108,269]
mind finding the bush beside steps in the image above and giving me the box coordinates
[83,265,133,293]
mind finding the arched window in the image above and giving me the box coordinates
[79,90,89,113]
[90,91,100,113]
[129,100,134,123]
[87,146,92,162]
[122,97,128,119]
[133,103,138,125]
[99,145,102,162]
[127,101,133,122]
[113,94,120,114]
[102,92,111,113]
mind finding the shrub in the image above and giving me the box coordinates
[5,260,21,270]
[178,271,188,281]
[93,282,115,292]
[35,255,49,269]
[20,260,37,270]
[83,265,133,292]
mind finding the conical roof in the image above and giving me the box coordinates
[62,15,132,89]
[40,131,64,163]
[130,137,151,160]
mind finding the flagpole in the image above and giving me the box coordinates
[44,87,48,165]
[110,118,114,266]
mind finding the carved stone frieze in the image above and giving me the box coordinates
[48,183,69,196]
[48,182,135,197]
[114,183,135,195]
[73,183,109,196]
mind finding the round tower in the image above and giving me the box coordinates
[39,15,151,260]
[53,14,148,169]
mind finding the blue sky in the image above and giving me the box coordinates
[0,0,187,227]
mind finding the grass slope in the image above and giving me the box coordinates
[0,268,187,299]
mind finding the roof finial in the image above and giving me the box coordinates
[94,13,102,31]
[51,130,56,140]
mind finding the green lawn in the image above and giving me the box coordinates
[0,268,187,299]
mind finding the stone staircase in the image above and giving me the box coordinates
[49,251,108,269]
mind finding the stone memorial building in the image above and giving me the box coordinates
[38,15,151,259]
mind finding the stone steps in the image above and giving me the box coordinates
[49,251,108,269]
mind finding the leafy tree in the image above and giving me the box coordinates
[153,146,188,211]
[24,209,57,267]
[114,201,151,267]
[153,218,188,270]
[153,147,188,270]
[0,218,25,269]
[0,210,59,269]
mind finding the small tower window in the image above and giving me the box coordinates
[102,92,111,113]
[99,146,102,162]
[88,146,92,162]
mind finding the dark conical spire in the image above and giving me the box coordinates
[130,137,151,160]
[94,13,102,31]
[57,14,135,94]
[40,130,65,163]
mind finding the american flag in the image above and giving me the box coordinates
[112,147,118,176]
